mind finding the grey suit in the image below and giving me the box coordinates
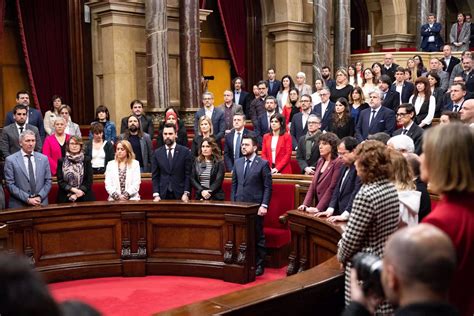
[0,124,42,158]
[450,22,470,51]
[117,133,153,172]
[4,150,52,209]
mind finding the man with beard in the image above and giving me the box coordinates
[321,66,335,90]
[290,94,312,149]
[120,99,154,136]
[152,123,192,201]
[0,104,42,158]
[4,90,45,139]
[295,114,322,175]
[117,115,153,172]
[254,96,278,145]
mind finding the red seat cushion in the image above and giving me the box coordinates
[264,227,291,248]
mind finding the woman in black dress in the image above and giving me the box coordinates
[328,97,355,138]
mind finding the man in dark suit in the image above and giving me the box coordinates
[461,56,474,92]
[4,130,52,208]
[224,113,253,171]
[117,115,153,172]
[290,94,312,149]
[194,92,226,142]
[321,66,335,90]
[379,75,400,111]
[232,77,250,116]
[266,67,281,97]
[442,82,467,112]
[249,81,268,126]
[316,136,361,222]
[355,88,396,143]
[391,67,414,103]
[0,104,42,158]
[152,123,192,202]
[296,114,322,175]
[231,135,272,276]
[392,103,424,155]
[311,87,334,131]
[442,45,460,75]
[381,53,399,82]
[254,96,277,145]
[4,90,45,139]
[420,14,443,52]
[120,99,154,137]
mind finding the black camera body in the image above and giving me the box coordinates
[352,252,385,298]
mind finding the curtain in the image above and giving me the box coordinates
[199,0,206,9]
[16,0,71,113]
[216,0,247,81]
[0,0,5,46]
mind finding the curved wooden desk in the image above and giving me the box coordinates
[0,201,259,284]
[156,210,345,315]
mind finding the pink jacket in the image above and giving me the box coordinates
[42,134,70,176]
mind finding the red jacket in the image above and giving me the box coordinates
[423,192,474,316]
[261,133,292,174]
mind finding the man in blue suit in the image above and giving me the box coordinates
[391,67,414,104]
[420,13,443,52]
[315,137,361,222]
[254,96,278,146]
[290,94,312,149]
[4,90,45,139]
[152,123,192,202]
[266,68,281,97]
[231,135,272,276]
[311,87,334,131]
[4,130,52,208]
[355,89,396,143]
[379,75,400,111]
[194,92,226,143]
[224,113,254,171]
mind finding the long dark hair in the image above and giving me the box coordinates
[279,75,295,92]
[269,113,286,135]
[332,97,351,128]
[197,137,222,163]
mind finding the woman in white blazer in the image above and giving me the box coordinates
[105,140,141,201]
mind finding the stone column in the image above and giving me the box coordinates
[313,0,331,81]
[145,0,170,109]
[334,0,350,69]
[179,0,200,109]
[434,0,446,42]
[416,0,430,48]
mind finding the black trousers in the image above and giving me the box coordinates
[163,189,177,200]
[256,215,266,267]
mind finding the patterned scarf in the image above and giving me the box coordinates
[304,131,321,160]
[62,152,84,188]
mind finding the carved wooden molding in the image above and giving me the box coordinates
[223,240,234,264]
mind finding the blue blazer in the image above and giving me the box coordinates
[151,144,192,197]
[328,165,361,215]
[391,81,414,104]
[89,120,117,143]
[311,101,335,131]
[266,80,281,97]
[231,156,272,206]
[223,128,254,171]
[420,23,443,50]
[5,107,45,138]
[442,100,465,112]
[254,114,270,145]
[355,106,396,143]
[290,112,308,149]
[381,89,400,111]
[194,108,226,142]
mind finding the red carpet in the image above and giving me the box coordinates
[50,267,287,315]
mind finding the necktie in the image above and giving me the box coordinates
[234,132,241,160]
[167,147,173,169]
[19,126,24,134]
[270,81,273,91]
[27,154,36,195]
[402,128,408,135]
[243,159,250,179]
[383,93,386,100]
[369,110,376,127]
[453,105,459,112]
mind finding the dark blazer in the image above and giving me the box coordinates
[432,87,446,117]
[393,123,424,155]
[443,99,465,112]
[311,101,335,131]
[290,112,308,149]
[464,70,474,92]
[223,128,253,171]
[328,165,362,215]
[120,115,154,137]
[0,123,42,158]
[416,178,431,222]
[117,133,153,172]
[248,97,266,126]
[190,160,225,200]
[261,133,293,174]
[152,144,192,198]
[266,80,281,97]
[355,106,396,143]
[254,113,271,145]
[381,63,399,82]
[443,56,460,75]
[302,157,344,211]
[231,156,272,206]
[328,116,355,139]
[391,81,414,103]
[233,90,250,115]
[156,120,188,148]
[194,107,226,142]
[381,89,400,111]
[56,156,95,203]
[5,107,45,138]
[296,132,322,173]
[420,22,443,51]
[83,140,115,171]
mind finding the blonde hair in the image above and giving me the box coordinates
[423,123,474,194]
[390,149,415,190]
[198,116,214,136]
[115,140,135,165]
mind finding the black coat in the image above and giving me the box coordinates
[56,156,95,203]
[190,160,225,200]
[83,140,115,173]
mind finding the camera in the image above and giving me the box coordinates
[352,252,385,298]
[203,75,215,80]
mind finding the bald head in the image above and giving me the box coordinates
[385,224,456,293]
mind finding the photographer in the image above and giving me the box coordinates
[343,224,458,316]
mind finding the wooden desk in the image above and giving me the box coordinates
[0,201,259,284]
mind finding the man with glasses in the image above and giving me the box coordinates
[249,80,269,127]
[290,94,312,149]
[296,114,322,175]
[392,103,424,154]
[194,92,226,143]
[311,87,334,131]
[382,53,399,82]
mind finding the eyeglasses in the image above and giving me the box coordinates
[396,113,409,117]
[301,100,311,103]
[307,121,321,125]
